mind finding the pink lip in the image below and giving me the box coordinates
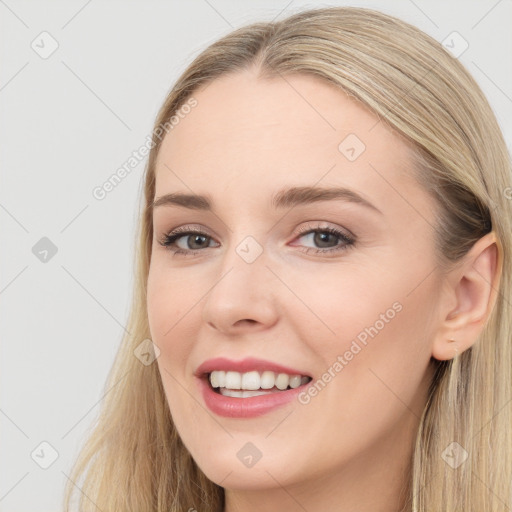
[194,357,311,377]
[196,375,311,418]
[194,357,312,418]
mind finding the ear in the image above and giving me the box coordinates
[431,231,503,361]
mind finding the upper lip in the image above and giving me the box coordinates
[194,357,312,378]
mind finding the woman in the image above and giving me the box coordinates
[63,6,511,511]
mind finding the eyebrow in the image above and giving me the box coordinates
[152,186,382,215]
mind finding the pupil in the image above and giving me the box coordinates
[189,235,207,249]
[315,232,334,248]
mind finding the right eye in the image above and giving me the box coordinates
[158,226,219,256]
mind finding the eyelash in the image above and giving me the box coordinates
[157,224,355,258]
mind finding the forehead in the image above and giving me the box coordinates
[154,70,417,209]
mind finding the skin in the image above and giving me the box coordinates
[146,69,500,512]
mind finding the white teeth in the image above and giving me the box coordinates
[209,370,223,388]
[260,370,275,389]
[215,371,226,388]
[289,375,302,389]
[208,370,311,391]
[224,371,242,389]
[241,371,260,390]
[275,373,290,390]
[220,389,276,398]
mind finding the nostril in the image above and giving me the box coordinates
[234,319,258,327]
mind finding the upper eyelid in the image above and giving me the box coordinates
[163,223,349,237]
[162,224,354,245]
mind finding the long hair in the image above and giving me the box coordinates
[63,6,512,511]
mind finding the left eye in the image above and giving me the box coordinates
[294,228,350,250]
[158,226,355,256]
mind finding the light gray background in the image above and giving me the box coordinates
[1,1,511,510]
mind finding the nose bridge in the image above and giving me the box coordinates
[212,232,270,300]
[200,231,279,330]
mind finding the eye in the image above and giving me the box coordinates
[157,225,218,256]
[291,224,355,255]
[157,223,356,257]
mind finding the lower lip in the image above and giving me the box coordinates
[197,376,310,418]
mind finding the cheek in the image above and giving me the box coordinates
[146,261,196,341]
[147,271,191,391]
[290,282,434,472]
[300,262,435,400]
[332,280,436,421]
[147,268,195,412]
[147,273,173,342]
[285,264,396,343]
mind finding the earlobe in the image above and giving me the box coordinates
[431,231,502,361]
[432,336,461,361]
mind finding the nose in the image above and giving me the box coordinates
[201,240,279,335]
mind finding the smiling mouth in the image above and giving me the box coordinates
[205,371,313,397]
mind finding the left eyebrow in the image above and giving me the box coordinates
[152,185,383,215]
[271,186,382,215]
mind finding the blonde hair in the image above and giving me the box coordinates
[63,6,512,511]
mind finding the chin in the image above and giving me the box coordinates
[190,449,297,490]
[204,464,285,490]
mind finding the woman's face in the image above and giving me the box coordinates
[147,70,441,495]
